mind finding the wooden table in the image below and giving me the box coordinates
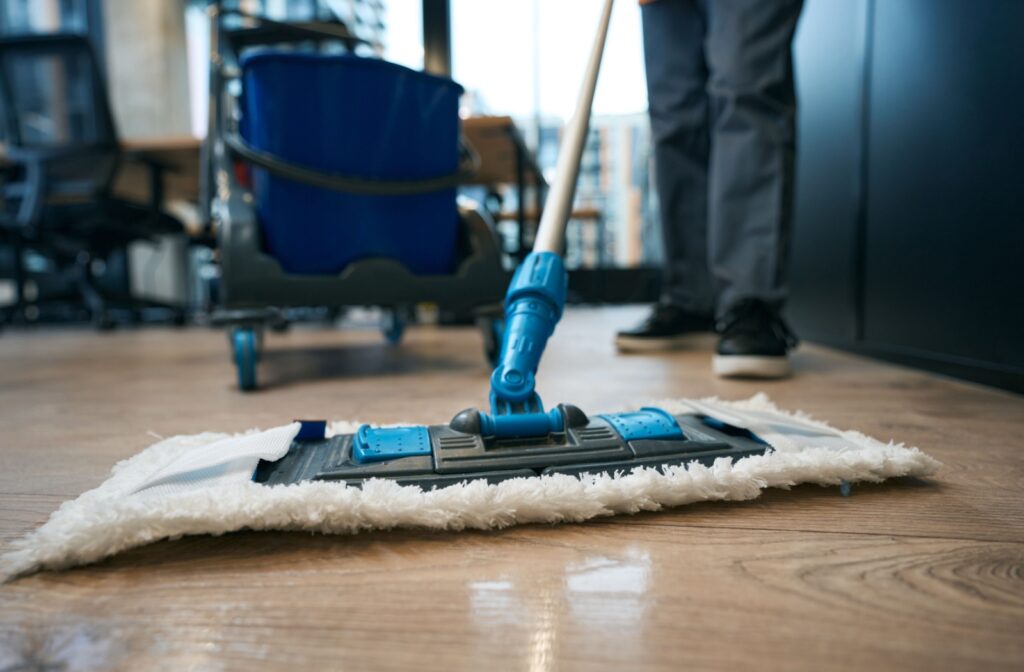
[0,306,1022,670]
[462,116,548,258]
[116,135,202,206]
[1,135,203,236]
[0,135,201,205]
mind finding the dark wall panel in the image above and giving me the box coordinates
[788,0,868,342]
[864,0,1024,370]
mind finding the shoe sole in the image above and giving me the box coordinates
[615,333,705,353]
[712,354,791,379]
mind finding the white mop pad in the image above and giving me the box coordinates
[1,395,939,578]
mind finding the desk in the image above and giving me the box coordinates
[461,116,547,258]
[1,135,203,234]
[116,135,202,207]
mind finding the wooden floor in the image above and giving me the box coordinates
[0,306,1022,671]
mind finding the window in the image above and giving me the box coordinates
[446,0,655,269]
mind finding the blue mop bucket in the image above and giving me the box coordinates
[239,51,464,275]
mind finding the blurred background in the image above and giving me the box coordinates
[0,0,1021,392]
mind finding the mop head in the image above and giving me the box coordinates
[1,394,939,579]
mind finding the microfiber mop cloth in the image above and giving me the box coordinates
[0,394,939,579]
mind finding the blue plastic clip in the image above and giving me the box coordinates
[599,408,684,441]
[351,425,431,464]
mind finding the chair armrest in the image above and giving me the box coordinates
[10,156,47,230]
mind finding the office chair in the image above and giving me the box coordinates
[0,33,185,329]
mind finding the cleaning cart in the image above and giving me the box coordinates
[204,9,507,390]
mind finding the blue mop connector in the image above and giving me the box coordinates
[487,251,567,426]
[479,405,565,438]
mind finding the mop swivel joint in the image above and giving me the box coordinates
[459,250,572,439]
[488,251,567,414]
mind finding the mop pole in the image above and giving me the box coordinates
[486,0,615,426]
[533,0,615,254]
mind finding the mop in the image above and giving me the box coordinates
[0,0,938,578]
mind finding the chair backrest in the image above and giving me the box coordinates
[0,33,119,195]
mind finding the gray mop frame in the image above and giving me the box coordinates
[255,411,769,489]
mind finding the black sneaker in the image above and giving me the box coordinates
[713,299,799,378]
[615,303,714,352]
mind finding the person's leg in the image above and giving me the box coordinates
[644,0,714,315]
[702,0,803,377]
[703,0,803,314]
[617,0,714,352]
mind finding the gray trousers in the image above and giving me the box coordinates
[642,0,803,316]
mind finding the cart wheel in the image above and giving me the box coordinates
[381,308,406,345]
[231,327,259,391]
[480,316,506,366]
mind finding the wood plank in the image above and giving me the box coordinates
[0,525,1021,670]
